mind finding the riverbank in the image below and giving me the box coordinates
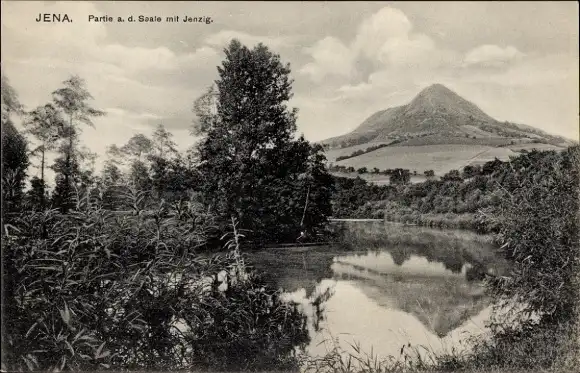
[381,212,494,233]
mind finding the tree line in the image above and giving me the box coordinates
[2,39,334,247]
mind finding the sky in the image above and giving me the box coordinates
[1,1,579,178]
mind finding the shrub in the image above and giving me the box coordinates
[2,187,310,371]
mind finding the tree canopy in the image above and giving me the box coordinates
[195,39,333,244]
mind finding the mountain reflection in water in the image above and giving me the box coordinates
[246,222,506,360]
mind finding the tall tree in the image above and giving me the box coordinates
[51,75,105,212]
[121,134,153,162]
[151,124,178,157]
[191,85,217,137]
[196,40,333,244]
[1,73,28,212]
[2,122,29,213]
[149,124,183,201]
[101,145,125,186]
[1,72,23,122]
[23,104,65,207]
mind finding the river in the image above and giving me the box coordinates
[245,221,508,362]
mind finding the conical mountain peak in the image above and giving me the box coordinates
[321,83,571,149]
[418,83,455,96]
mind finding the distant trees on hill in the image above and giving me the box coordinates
[330,148,578,237]
[390,168,411,185]
[356,167,368,174]
[335,143,390,161]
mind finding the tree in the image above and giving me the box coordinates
[390,168,410,185]
[424,170,435,179]
[1,73,28,212]
[196,39,333,244]
[442,169,462,182]
[151,124,178,157]
[2,121,28,212]
[484,147,580,368]
[26,176,48,210]
[51,75,105,212]
[357,167,368,174]
[482,158,503,175]
[121,134,153,162]
[1,72,23,122]
[191,85,217,136]
[23,104,66,207]
[462,164,480,179]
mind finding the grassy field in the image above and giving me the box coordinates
[324,141,392,162]
[334,145,518,175]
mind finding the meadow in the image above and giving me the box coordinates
[334,145,518,176]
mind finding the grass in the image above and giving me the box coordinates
[299,321,580,373]
[333,145,517,176]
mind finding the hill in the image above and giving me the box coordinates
[322,84,573,149]
[320,84,575,178]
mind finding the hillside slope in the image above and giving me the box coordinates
[322,84,573,149]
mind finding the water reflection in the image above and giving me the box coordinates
[246,222,506,361]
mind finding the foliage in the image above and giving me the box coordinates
[24,104,66,207]
[335,143,390,162]
[301,338,436,373]
[331,146,580,371]
[1,71,24,121]
[120,133,153,161]
[441,169,462,182]
[2,187,310,371]
[488,146,579,327]
[389,168,411,185]
[1,73,29,212]
[195,39,333,244]
[2,120,29,212]
[25,176,49,211]
[331,176,394,218]
[50,75,105,212]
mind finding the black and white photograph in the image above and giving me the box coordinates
[1,1,579,372]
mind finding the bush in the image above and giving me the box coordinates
[490,146,579,326]
[2,188,310,371]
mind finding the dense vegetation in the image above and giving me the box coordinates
[330,150,576,234]
[194,40,333,245]
[2,191,310,371]
[327,146,580,372]
[1,41,330,371]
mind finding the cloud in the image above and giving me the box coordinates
[204,30,294,50]
[300,6,455,83]
[352,7,418,62]
[464,53,574,87]
[464,45,525,67]
[300,37,355,82]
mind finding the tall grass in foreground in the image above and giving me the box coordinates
[301,339,438,373]
[2,186,310,371]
